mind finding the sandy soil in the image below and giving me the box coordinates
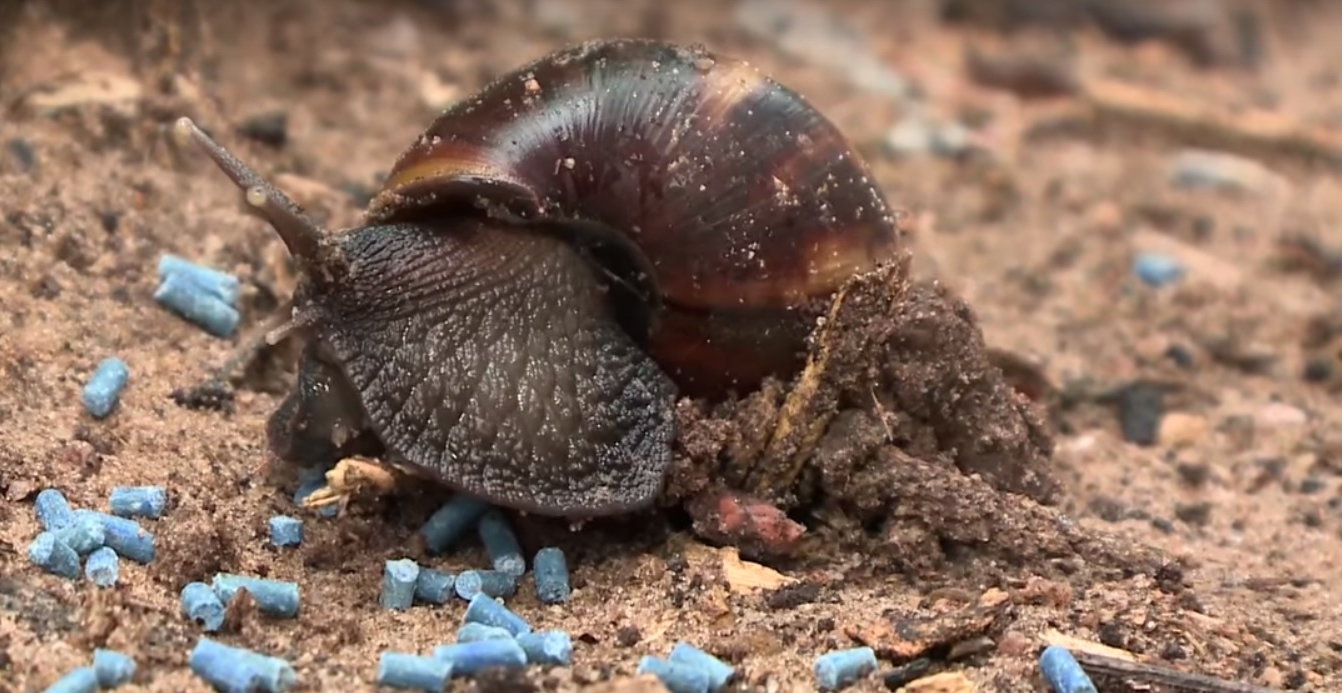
[4,0,1342,691]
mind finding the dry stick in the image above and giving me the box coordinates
[1072,650,1285,693]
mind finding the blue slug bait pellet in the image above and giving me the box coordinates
[432,639,528,677]
[93,648,137,688]
[28,531,81,580]
[35,488,76,531]
[293,467,339,518]
[268,515,304,547]
[212,573,301,618]
[814,646,878,691]
[420,495,491,554]
[454,569,517,600]
[82,357,129,419]
[638,655,711,693]
[181,581,226,632]
[1039,645,1099,693]
[53,514,106,556]
[414,568,455,605]
[669,642,734,692]
[462,593,532,636]
[378,651,453,691]
[154,273,241,338]
[84,546,120,587]
[43,666,98,693]
[477,510,526,577]
[158,254,241,307]
[74,510,156,564]
[109,485,168,519]
[457,622,515,643]
[189,638,297,693]
[533,546,571,605]
[517,630,573,666]
[380,559,420,610]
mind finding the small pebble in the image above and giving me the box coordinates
[517,630,574,666]
[82,357,129,419]
[814,646,878,691]
[1039,645,1099,693]
[432,639,528,677]
[84,546,120,587]
[181,581,226,632]
[52,514,106,556]
[42,666,98,693]
[1133,252,1186,288]
[533,546,571,604]
[414,568,455,604]
[1166,149,1284,194]
[462,593,532,636]
[638,655,711,693]
[93,648,137,688]
[477,510,526,577]
[154,273,241,338]
[189,638,297,693]
[212,573,301,618]
[35,488,76,531]
[237,110,290,149]
[420,495,491,554]
[28,531,82,579]
[7,137,36,173]
[669,642,734,692]
[109,485,168,519]
[455,569,517,600]
[1116,382,1165,447]
[74,510,156,564]
[457,622,515,643]
[157,254,241,307]
[269,515,304,547]
[381,559,421,610]
[378,651,453,691]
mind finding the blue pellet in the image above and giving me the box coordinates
[420,495,491,554]
[432,638,527,677]
[189,638,297,693]
[93,648,137,687]
[414,568,455,605]
[42,666,98,693]
[154,273,241,338]
[638,656,710,693]
[181,581,226,632]
[380,559,420,610]
[28,531,81,579]
[517,630,573,667]
[814,646,878,691]
[85,546,120,587]
[669,642,734,692]
[35,488,76,530]
[378,651,454,691]
[454,569,517,600]
[1133,252,1185,288]
[457,622,515,643]
[109,485,168,519]
[1039,645,1098,693]
[477,510,526,577]
[212,573,301,618]
[269,515,304,547]
[533,546,571,604]
[293,468,339,518]
[74,510,156,564]
[82,357,129,419]
[53,514,106,556]
[158,254,241,307]
[462,593,532,636]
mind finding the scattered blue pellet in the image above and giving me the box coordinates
[477,510,526,577]
[814,646,878,691]
[109,485,168,519]
[93,648,137,688]
[517,630,573,667]
[381,559,420,611]
[28,531,82,579]
[42,665,98,693]
[35,488,76,530]
[432,638,527,677]
[669,642,734,692]
[82,357,129,419]
[1133,252,1186,288]
[158,254,241,307]
[74,510,156,564]
[53,514,106,556]
[212,573,301,618]
[414,568,455,605]
[455,569,518,600]
[1039,645,1099,693]
[293,466,339,518]
[85,546,120,587]
[268,515,304,547]
[189,638,297,693]
[154,273,241,338]
[181,581,226,632]
[462,593,532,636]
[378,651,454,692]
[420,495,491,554]
[638,655,711,693]
[533,546,571,605]
[457,622,515,643]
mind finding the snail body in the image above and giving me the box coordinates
[176,38,901,518]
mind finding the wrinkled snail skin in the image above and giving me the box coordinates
[175,37,902,520]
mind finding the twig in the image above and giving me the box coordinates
[1072,650,1285,693]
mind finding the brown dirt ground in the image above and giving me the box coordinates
[5,0,1342,691]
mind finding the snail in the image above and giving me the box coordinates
[173,38,901,520]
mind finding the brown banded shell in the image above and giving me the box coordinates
[369,38,902,397]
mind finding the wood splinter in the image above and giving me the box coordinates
[1072,650,1286,693]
